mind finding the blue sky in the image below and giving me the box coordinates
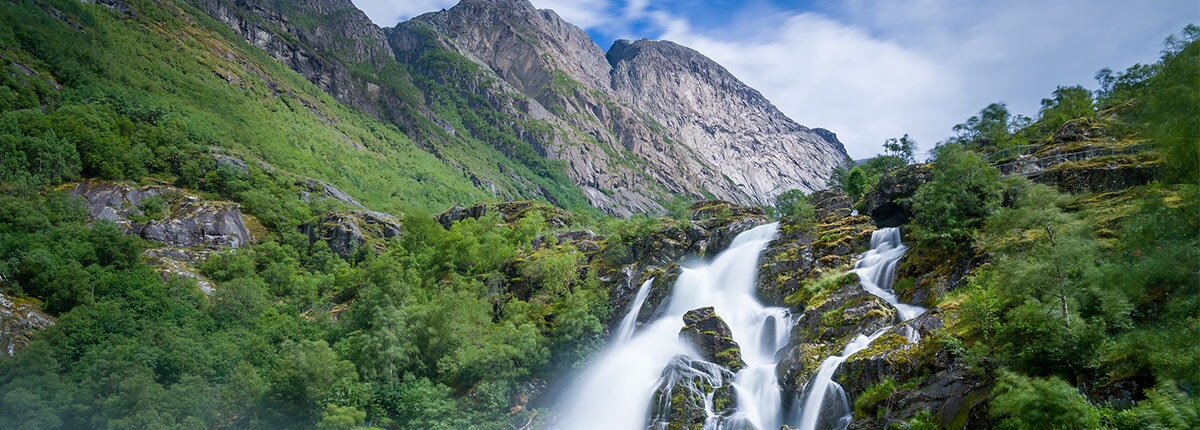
[352,0,1197,158]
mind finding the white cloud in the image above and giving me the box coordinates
[351,0,457,26]
[530,0,613,28]
[655,13,960,159]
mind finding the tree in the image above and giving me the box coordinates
[990,371,1100,429]
[1140,24,1199,183]
[773,189,814,222]
[950,102,1031,151]
[883,134,917,164]
[908,143,1003,248]
[844,166,870,201]
[1037,86,1094,133]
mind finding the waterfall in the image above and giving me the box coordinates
[792,227,927,430]
[556,223,789,429]
[614,279,654,343]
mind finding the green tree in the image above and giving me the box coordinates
[883,133,917,164]
[773,189,815,223]
[951,102,1031,152]
[990,371,1100,429]
[844,166,870,201]
[1037,85,1094,134]
[1140,25,1199,183]
[908,143,1003,248]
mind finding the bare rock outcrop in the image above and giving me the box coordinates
[0,293,54,356]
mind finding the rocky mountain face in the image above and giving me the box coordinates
[194,0,395,116]
[195,0,848,215]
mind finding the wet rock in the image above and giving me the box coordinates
[776,285,895,391]
[861,164,933,228]
[302,210,402,260]
[679,307,746,372]
[755,211,874,307]
[649,355,739,429]
[603,203,768,330]
[895,242,984,307]
[0,293,54,356]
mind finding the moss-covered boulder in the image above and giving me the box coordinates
[776,284,895,392]
[825,312,991,430]
[893,239,984,307]
[435,200,572,229]
[679,307,746,372]
[756,198,874,307]
[302,210,402,260]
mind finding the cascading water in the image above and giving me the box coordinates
[792,227,927,430]
[556,223,790,429]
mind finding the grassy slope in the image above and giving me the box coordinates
[1,0,487,214]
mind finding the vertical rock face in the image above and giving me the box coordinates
[194,0,393,116]
[608,39,848,204]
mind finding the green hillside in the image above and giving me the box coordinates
[0,0,487,214]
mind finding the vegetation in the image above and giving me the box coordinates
[828,134,916,202]
[915,25,1200,429]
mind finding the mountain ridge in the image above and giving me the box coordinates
[198,0,849,214]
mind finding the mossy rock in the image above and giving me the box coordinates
[679,307,746,372]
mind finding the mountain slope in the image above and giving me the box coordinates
[198,0,849,214]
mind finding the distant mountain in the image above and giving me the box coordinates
[195,0,848,214]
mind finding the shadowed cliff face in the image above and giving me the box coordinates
[196,0,849,215]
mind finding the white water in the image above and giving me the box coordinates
[614,279,654,343]
[793,227,927,430]
[556,223,789,430]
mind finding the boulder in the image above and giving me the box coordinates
[678,307,746,372]
[72,180,253,250]
[302,210,403,260]
[648,355,739,429]
[297,178,364,208]
[435,201,572,230]
[137,199,252,249]
[776,285,895,391]
[755,210,874,307]
[810,189,853,221]
[0,293,54,356]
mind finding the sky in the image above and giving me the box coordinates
[351,0,1198,159]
